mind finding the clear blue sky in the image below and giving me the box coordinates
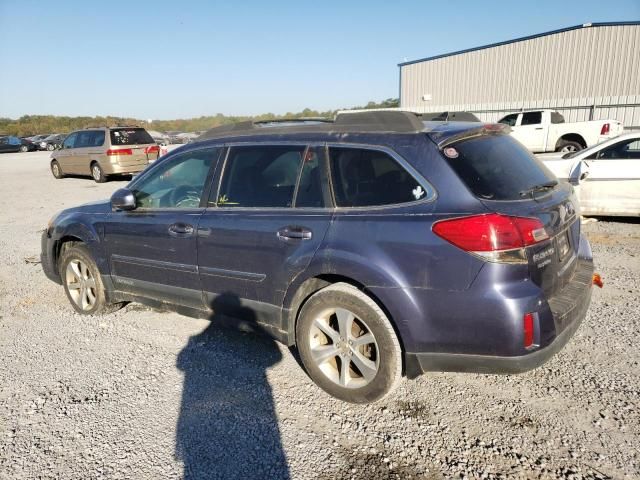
[0,0,638,120]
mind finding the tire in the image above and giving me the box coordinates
[51,160,64,179]
[91,162,106,183]
[46,143,55,151]
[296,282,403,403]
[59,244,123,315]
[19,145,28,153]
[556,140,583,153]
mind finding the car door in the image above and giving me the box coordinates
[103,147,221,308]
[0,137,9,153]
[512,112,546,152]
[73,131,94,175]
[579,137,640,215]
[58,133,79,173]
[196,144,333,334]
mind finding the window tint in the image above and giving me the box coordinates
[551,112,565,124]
[598,138,640,160]
[110,128,154,146]
[443,135,556,201]
[329,147,424,207]
[75,131,96,148]
[218,145,305,208]
[498,114,518,126]
[62,133,76,149]
[295,147,326,208]
[521,112,542,125]
[133,148,219,209]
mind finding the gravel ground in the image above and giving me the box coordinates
[0,151,638,479]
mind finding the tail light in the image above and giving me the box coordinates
[432,214,549,263]
[145,145,160,154]
[106,148,132,156]
[600,123,610,135]
[523,313,535,348]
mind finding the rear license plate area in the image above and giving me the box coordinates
[557,231,571,260]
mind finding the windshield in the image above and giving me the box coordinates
[442,134,557,201]
[110,128,154,146]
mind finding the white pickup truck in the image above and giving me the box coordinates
[498,109,623,153]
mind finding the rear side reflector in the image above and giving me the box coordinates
[600,123,610,135]
[592,273,604,288]
[106,148,133,156]
[523,313,535,348]
[433,214,549,252]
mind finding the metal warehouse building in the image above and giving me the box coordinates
[399,22,640,128]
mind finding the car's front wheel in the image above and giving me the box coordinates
[296,283,403,403]
[19,145,28,153]
[51,160,64,179]
[59,244,123,315]
[46,143,55,151]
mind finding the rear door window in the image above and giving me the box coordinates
[521,112,542,125]
[217,145,306,208]
[498,114,518,126]
[328,147,426,207]
[110,128,154,146]
[442,134,556,200]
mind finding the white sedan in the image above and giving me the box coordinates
[539,132,640,217]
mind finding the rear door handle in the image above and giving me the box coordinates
[535,127,544,130]
[168,223,194,237]
[277,226,312,240]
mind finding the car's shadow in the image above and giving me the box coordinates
[175,292,290,479]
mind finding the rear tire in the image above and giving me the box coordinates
[51,160,64,179]
[91,162,106,183]
[59,244,124,315]
[296,283,403,403]
[556,140,583,153]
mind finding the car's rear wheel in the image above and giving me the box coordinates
[60,244,123,315]
[556,140,583,153]
[91,162,106,183]
[296,283,402,403]
[19,145,28,153]
[51,160,64,179]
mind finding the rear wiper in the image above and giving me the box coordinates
[519,180,558,198]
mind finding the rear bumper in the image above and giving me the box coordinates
[102,161,149,175]
[401,237,594,378]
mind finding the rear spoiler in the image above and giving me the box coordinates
[427,123,511,148]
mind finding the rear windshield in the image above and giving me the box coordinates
[442,135,557,200]
[110,128,154,146]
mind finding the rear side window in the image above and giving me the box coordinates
[443,135,556,200]
[110,128,154,146]
[521,112,542,125]
[551,112,565,124]
[329,147,425,207]
[218,145,305,208]
[75,130,104,148]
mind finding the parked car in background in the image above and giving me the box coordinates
[28,134,52,145]
[40,134,67,151]
[49,126,159,182]
[0,136,38,153]
[539,132,640,216]
[41,111,594,403]
[498,110,622,153]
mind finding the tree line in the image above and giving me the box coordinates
[0,98,399,137]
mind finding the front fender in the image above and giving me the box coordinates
[50,214,109,274]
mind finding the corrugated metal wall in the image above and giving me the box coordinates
[399,24,640,127]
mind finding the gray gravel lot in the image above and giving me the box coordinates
[0,151,639,479]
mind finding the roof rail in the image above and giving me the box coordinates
[198,110,425,140]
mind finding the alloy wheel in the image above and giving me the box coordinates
[309,307,379,389]
[65,259,97,311]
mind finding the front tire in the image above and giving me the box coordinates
[91,162,106,183]
[19,145,28,153]
[59,244,123,315]
[51,160,64,179]
[296,283,403,403]
[46,143,55,151]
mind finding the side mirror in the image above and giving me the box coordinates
[111,188,136,211]
[569,160,590,186]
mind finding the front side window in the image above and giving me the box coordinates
[218,145,305,208]
[597,138,640,160]
[329,147,425,207]
[62,133,77,149]
[521,112,542,125]
[75,131,94,148]
[498,114,518,126]
[132,148,219,209]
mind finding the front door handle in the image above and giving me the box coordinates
[277,226,312,241]
[168,223,195,237]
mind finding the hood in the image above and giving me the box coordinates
[61,199,112,216]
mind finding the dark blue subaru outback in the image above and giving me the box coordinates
[41,111,594,403]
